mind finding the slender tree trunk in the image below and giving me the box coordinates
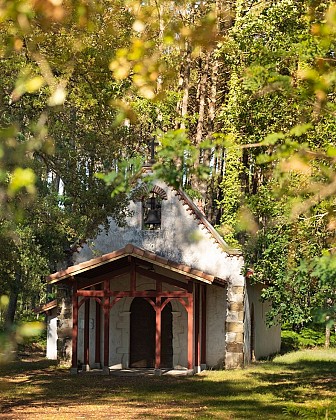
[208,56,218,134]
[204,0,236,219]
[176,41,191,130]
[195,51,209,146]
[325,316,331,348]
[5,273,21,330]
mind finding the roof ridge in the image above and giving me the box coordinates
[175,189,242,256]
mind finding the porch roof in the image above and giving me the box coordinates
[47,243,225,286]
[34,299,57,314]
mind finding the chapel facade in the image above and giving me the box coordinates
[43,178,281,373]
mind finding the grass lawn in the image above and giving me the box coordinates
[0,349,335,419]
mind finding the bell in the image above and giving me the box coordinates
[145,209,161,225]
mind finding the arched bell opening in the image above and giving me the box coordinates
[142,192,162,230]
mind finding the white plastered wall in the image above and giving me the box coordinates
[46,309,58,360]
[244,281,281,362]
[73,181,244,289]
[206,284,227,368]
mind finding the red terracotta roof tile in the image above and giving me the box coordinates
[132,246,144,256]
[155,255,169,265]
[190,269,204,278]
[34,299,58,314]
[47,244,222,286]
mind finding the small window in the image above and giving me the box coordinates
[143,192,162,230]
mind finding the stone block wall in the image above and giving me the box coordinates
[56,284,73,365]
[225,284,245,369]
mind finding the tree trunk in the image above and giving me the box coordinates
[325,316,331,348]
[208,55,218,134]
[195,51,209,146]
[176,41,191,130]
[5,277,20,331]
[5,292,18,329]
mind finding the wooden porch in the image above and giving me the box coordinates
[47,244,226,373]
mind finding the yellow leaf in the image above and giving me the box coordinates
[16,322,44,338]
[132,20,145,33]
[48,86,66,106]
[0,295,9,308]
[138,85,155,99]
[8,167,36,195]
[25,76,44,93]
[280,157,312,175]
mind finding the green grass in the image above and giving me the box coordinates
[0,349,335,419]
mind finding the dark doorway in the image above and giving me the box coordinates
[130,298,173,368]
[130,298,155,367]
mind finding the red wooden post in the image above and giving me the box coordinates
[187,281,194,370]
[103,279,110,368]
[201,285,207,364]
[194,283,200,369]
[72,281,78,370]
[155,297,161,369]
[84,298,90,367]
[95,298,101,366]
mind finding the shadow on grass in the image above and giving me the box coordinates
[249,359,336,402]
[0,356,335,419]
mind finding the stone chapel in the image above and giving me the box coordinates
[41,172,281,373]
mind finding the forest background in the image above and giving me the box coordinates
[0,0,335,356]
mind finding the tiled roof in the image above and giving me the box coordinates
[47,244,223,285]
[34,299,58,314]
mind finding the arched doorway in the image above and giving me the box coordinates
[130,298,173,368]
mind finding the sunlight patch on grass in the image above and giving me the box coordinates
[273,348,336,364]
[0,349,335,419]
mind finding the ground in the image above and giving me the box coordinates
[0,349,335,419]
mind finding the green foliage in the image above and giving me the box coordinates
[281,325,336,353]
[214,1,336,327]
[153,129,210,189]
[0,319,44,364]
[0,0,336,349]
[283,405,336,420]
[244,199,335,325]
[96,157,143,198]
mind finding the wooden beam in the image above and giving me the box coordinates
[77,266,130,289]
[103,279,110,368]
[130,257,136,292]
[155,297,161,369]
[194,283,200,368]
[76,290,190,298]
[95,298,101,366]
[114,291,190,298]
[84,299,90,366]
[71,281,78,370]
[201,285,207,364]
[187,281,194,370]
[77,290,104,297]
[136,266,189,290]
